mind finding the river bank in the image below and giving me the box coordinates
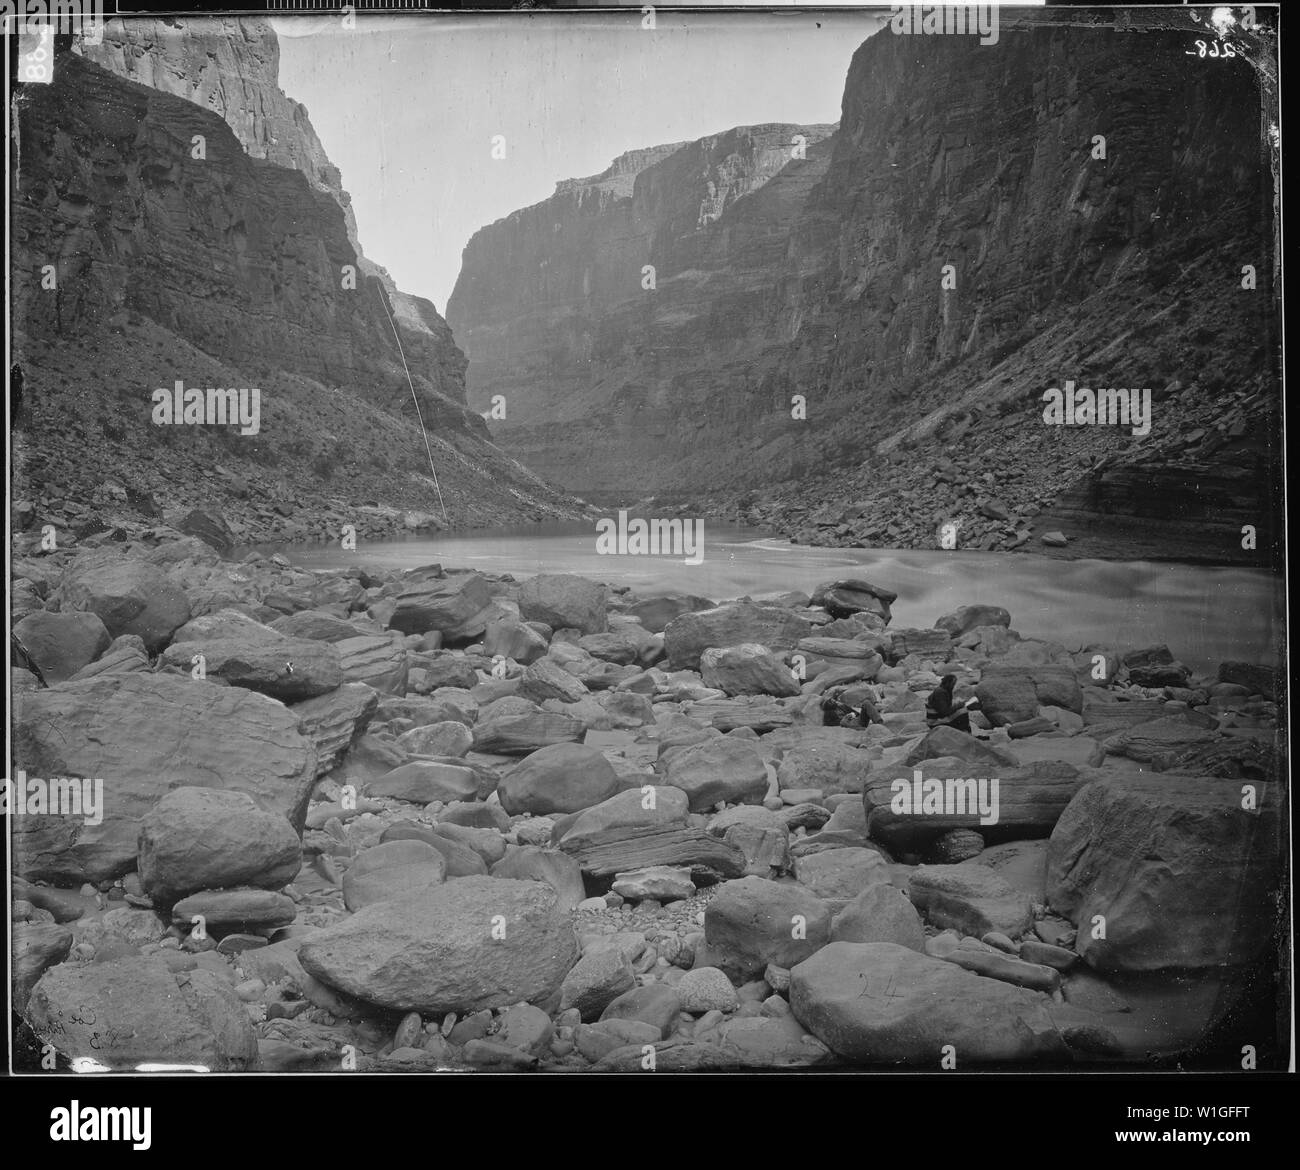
[11,523,1286,1072]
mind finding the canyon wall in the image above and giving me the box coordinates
[12,41,579,543]
[449,13,1279,562]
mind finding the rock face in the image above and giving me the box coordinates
[1046,776,1283,973]
[13,674,317,884]
[448,123,836,495]
[299,877,579,1014]
[447,16,1275,563]
[14,35,580,544]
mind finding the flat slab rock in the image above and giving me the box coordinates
[908,861,1034,938]
[299,876,579,1014]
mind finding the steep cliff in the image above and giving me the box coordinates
[447,123,838,494]
[11,49,579,544]
[449,14,1280,563]
[76,16,466,404]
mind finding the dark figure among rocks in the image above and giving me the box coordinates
[926,674,972,733]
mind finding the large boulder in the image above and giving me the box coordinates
[159,636,342,700]
[1046,775,1283,973]
[662,737,769,812]
[12,610,111,684]
[390,573,495,639]
[555,786,691,849]
[518,574,608,635]
[789,942,1064,1064]
[498,742,621,816]
[700,643,801,697]
[137,787,302,906]
[663,602,811,671]
[484,619,549,665]
[299,877,579,1013]
[863,759,1098,851]
[704,875,833,976]
[171,888,297,933]
[56,552,191,652]
[976,665,1082,725]
[27,955,257,1070]
[12,674,317,884]
[518,657,590,704]
[270,610,361,643]
[777,741,873,796]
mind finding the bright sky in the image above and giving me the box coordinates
[271,11,885,311]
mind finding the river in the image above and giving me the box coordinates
[283,522,1284,675]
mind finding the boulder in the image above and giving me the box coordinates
[484,619,549,665]
[12,610,111,684]
[137,787,302,906]
[396,720,474,758]
[270,610,361,643]
[560,949,636,1021]
[976,665,1082,724]
[13,921,74,1013]
[908,862,1034,938]
[518,574,608,635]
[160,636,342,700]
[704,875,833,976]
[334,635,409,696]
[700,643,801,697]
[171,888,297,932]
[789,942,1064,1064]
[368,761,479,804]
[472,711,585,755]
[664,602,811,671]
[299,877,579,1013]
[27,955,256,1070]
[934,605,1012,637]
[1046,775,1283,973]
[497,742,621,816]
[777,741,872,796]
[389,573,495,639]
[293,683,379,777]
[342,840,447,911]
[662,737,769,812]
[56,552,190,652]
[519,656,590,704]
[12,674,317,884]
[810,580,896,624]
[792,848,891,911]
[830,884,926,950]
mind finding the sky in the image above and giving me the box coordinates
[271,11,885,312]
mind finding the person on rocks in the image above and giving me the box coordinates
[858,684,883,726]
[926,674,973,733]
[820,686,854,727]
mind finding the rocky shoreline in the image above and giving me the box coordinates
[12,522,1285,1071]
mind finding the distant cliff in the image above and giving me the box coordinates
[448,13,1280,563]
